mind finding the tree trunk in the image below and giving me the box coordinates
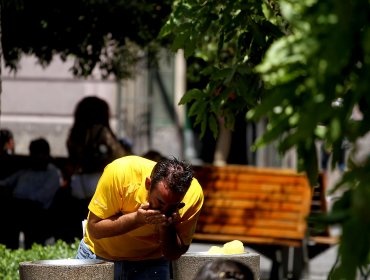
[213,118,231,166]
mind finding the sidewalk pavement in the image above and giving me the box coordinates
[188,242,339,280]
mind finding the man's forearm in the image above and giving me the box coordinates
[158,225,188,260]
[88,212,143,239]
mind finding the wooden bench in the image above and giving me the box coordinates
[192,164,337,279]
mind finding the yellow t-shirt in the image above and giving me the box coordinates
[84,155,204,261]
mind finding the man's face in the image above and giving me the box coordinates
[148,180,184,217]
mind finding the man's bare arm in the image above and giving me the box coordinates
[88,204,166,239]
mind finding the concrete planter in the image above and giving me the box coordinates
[19,259,114,280]
[172,252,260,280]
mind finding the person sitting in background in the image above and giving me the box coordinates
[193,259,255,280]
[0,128,17,179]
[0,137,62,248]
[0,128,17,248]
[0,128,15,156]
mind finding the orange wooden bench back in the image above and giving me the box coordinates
[192,165,312,247]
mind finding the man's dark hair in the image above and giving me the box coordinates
[29,138,50,157]
[151,157,193,194]
[0,129,13,152]
[29,138,51,170]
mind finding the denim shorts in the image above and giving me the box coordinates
[76,239,170,280]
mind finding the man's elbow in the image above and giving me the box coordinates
[87,223,105,239]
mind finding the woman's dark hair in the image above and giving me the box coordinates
[151,157,193,194]
[73,96,110,128]
[194,259,254,280]
[68,96,113,144]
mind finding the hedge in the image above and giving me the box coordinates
[0,239,80,279]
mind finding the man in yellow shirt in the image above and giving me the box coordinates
[76,155,204,280]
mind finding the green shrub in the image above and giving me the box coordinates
[0,239,80,280]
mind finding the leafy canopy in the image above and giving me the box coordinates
[1,0,173,79]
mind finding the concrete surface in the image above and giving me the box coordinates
[19,259,114,280]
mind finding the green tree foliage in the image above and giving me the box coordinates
[161,0,370,278]
[160,0,286,138]
[1,0,172,79]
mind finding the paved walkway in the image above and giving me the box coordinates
[188,242,339,280]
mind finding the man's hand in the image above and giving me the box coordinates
[161,211,180,226]
[137,203,167,225]
[160,202,185,226]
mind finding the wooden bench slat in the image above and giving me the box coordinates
[197,175,308,186]
[205,191,306,202]
[200,180,309,191]
[195,224,306,239]
[197,221,306,236]
[203,200,310,212]
[193,165,297,175]
[193,234,303,247]
[198,215,305,227]
[197,208,304,220]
